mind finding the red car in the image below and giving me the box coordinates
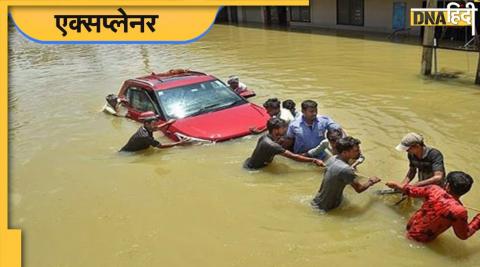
[113,69,269,142]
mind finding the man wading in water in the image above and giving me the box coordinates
[311,136,381,211]
[244,117,325,170]
[386,171,480,242]
[305,128,365,169]
[387,132,445,187]
[284,100,343,160]
[120,111,185,152]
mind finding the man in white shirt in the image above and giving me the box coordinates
[263,98,294,124]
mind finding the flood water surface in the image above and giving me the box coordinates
[9,24,480,266]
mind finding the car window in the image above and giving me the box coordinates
[128,88,157,113]
[157,80,246,119]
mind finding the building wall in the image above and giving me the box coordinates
[309,0,336,27]
[238,0,425,36]
[404,0,423,36]
[365,0,392,32]
[238,6,264,23]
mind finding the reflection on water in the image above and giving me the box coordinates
[9,24,480,266]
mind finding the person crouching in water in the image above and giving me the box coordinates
[311,136,381,212]
[306,129,365,169]
[244,117,325,170]
[120,112,185,152]
[386,171,480,242]
[227,75,248,95]
[103,94,128,117]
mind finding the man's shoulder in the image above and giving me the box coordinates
[317,115,336,122]
[258,134,285,153]
[326,158,355,183]
[280,108,294,120]
[427,147,444,158]
[290,116,302,125]
[287,116,303,130]
[317,115,332,120]
[328,157,351,171]
[439,193,468,217]
[134,127,150,137]
[450,203,468,217]
[259,134,276,146]
[317,115,339,127]
[259,134,271,142]
[420,185,456,200]
[424,184,445,192]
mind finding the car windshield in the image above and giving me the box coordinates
[157,80,247,119]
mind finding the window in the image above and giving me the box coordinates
[290,5,310,22]
[337,0,364,26]
[157,80,246,119]
[127,87,157,113]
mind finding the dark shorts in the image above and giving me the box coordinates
[243,158,265,170]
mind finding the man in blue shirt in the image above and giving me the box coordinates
[285,100,342,159]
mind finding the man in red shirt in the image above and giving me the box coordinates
[386,171,480,242]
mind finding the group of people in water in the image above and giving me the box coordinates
[245,98,480,243]
[111,75,480,244]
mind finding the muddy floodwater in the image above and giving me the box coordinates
[8,24,480,266]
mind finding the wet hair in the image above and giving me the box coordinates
[143,118,157,124]
[263,98,281,110]
[106,94,118,108]
[335,136,361,153]
[326,129,343,142]
[267,117,288,133]
[227,75,239,84]
[301,100,317,110]
[446,171,474,196]
[282,99,296,110]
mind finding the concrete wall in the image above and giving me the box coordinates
[364,0,391,32]
[237,0,425,36]
[310,0,336,27]
[404,0,423,36]
[238,6,264,23]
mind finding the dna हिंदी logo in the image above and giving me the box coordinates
[410,1,478,35]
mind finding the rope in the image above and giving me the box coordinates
[422,45,478,52]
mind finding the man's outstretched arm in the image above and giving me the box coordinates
[280,150,325,166]
[350,177,381,193]
[412,170,444,187]
[452,211,480,240]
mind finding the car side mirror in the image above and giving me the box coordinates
[240,91,256,99]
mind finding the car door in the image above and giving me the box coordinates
[124,86,160,121]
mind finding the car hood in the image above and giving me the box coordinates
[170,103,269,141]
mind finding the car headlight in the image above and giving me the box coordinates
[174,132,215,144]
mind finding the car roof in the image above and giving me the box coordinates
[129,70,218,91]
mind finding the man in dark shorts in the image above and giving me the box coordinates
[386,171,480,242]
[311,136,381,211]
[244,117,325,170]
[120,112,184,152]
[388,132,445,187]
